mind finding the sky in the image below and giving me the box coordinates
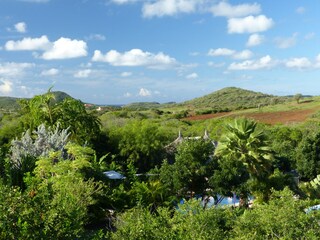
[0,0,320,104]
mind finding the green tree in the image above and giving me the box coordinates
[0,143,102,239]
[294,93,302,104]
[295,132,320,181]
[214,118,273,205]
[109,120,169,172]
[159,139,215,199]
[231,188,320,239]
[19,90,101,146]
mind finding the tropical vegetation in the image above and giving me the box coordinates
[0,87,319,239]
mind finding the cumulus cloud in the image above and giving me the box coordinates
[275,33,297,49]
[121,72,132,77]
[5,35,51,51]
[186,72,198,79]
[208,48,235,56]
[305,32,315,40]
[0,79,13,95]
[139,88,151,97]
[208,48,253,60]
[315,55,320,68]
[5,36,87,60]
[74,69,92,78]
[233,50,253,60]
[42,38,87,60]
[229,55,273,70]
[19,0,49,2]
[86,34,106,41]
[92,49,176,68]
[14,22,27,33]
[111,0,138,4]
[208,62,225,68]
[41,68,59,76]
[142,0,198,18]
[210,1,261,18]
[285,58,312,69]
[246,34,264,47]
[0,62,33,77]
[124,92,132,97]
[228,15,274,34]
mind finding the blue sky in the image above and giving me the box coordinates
[0,0,320,104]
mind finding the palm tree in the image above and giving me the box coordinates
[216,118,273,179]
[215,118,273,206]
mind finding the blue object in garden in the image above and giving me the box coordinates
[103,170,126,180]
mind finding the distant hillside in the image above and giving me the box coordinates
[124,102,161,110]
[0,96,20,111]
[0,91,73,112]
[51,91,73,103]
[180,87,289,111]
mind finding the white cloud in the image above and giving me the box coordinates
[142,0,198,18]
[0,62,33,77]
[0,79,13,95]
[86,34,106,41]
[186,72,198,79]
[208,62,225,68]
[42,38,87,60]
[305,32,315,40]
[275,33,297,49]
[111,0,138,4]
[124,92,132,97]
[229,55,273,70]
[41,68,59,76]
[139,88,151,97]
[19,0,49,2]
[228,15,274,34]
[121,72,132,77]
[315,55,320,68]
[233,50,253,60]
[296,6,306,14]
[74,69,92,78]
[208,48,235,56]
[210,1,261,18]
[5,35,51,51]
[14,22,27,33]
[92,49,176,68]
[285,58,312,69]
[246,34,264,47]
[208,48,252,60]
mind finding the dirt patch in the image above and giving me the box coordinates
[184,107,320,125]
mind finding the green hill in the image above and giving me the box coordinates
[180,87,289,111]
[0,96,20,111]
[0,91,73,112]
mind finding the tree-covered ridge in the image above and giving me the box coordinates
[181,87,289,111]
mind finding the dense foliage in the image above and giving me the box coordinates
[0,89,320,238]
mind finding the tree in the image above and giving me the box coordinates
[294,93,302,104]
[295,132,320,181]
[109,120,169,172]
[231,188,320,239]
[159,139,215,199]
[0,143,103,239]
[215,118,273,180]
[19,90,101,146]
[214,118,273,205]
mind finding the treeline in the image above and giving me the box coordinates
[0,90,319,239]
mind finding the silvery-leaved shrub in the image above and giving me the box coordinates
[8,124,70,187]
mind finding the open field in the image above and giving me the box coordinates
[183,100,320,125]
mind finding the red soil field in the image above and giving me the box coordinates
[183,107,320,125]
